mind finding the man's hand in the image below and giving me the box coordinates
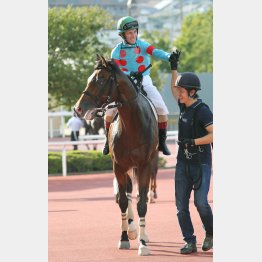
[177,138,195,147]
[169,49,181,70]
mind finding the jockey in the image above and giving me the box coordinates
[103,16,174,156]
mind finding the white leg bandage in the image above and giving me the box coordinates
[127,193,134,220]
[121,212,128,231]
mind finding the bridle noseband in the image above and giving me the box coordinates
[82,65,122,117]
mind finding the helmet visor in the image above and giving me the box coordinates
[123,20,138,31]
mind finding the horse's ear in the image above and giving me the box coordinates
[96,54,101,61]
[101,55,109,68]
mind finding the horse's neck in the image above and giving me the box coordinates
[117,94,145,133]
[116,75,137,101]
[115,74,143,131]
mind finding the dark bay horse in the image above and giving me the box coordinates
[83,117,104,150]
[148,152,159,203]
[74,55,158,256]
[84,117,104,136]
[114,152,159,204]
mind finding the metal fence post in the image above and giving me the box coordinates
[49,118,53,138]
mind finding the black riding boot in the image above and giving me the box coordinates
[102,128,109,155]
[158,129,171,155]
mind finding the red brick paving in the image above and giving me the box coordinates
[48,168,213,262]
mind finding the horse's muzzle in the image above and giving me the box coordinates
[73,106,82,118]
[83,109,98,120]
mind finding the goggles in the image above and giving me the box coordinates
[122,20,138,31]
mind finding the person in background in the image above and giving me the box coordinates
[102,16,174,156]
[169,50,213,254]
[66,115,84,150]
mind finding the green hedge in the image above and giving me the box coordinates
[48,150,167,175]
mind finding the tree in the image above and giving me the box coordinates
[174,8,213,73]
[140,7,213,90]
[48,6,113,110]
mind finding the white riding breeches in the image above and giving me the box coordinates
[105,75,169,117]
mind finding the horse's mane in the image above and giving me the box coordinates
[95,57,124,75]
[95,55,137,91]
[108,59,122,73]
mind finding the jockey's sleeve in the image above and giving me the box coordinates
[140,39,170,62]
[111,45,121,66]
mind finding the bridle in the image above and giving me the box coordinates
[82,65,122,117]
[82,64,138,117]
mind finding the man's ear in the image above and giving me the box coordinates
[189,89,197,98]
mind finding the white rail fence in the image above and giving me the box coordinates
[48,131,178,177]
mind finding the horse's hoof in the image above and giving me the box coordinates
[149,197,155,203]
[148,190,155,203]
[138,243,151,256]
[128,221,137,240]
[139,235,149,243]
[118,240,130,249]
[144,236,149,243]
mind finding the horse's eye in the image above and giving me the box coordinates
[97,78,105,85]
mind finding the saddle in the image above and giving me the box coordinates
[128,72,147,97]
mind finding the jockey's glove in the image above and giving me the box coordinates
[130,71,142,80]
[169,50,181,70]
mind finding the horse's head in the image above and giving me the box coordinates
[74,55,118,120]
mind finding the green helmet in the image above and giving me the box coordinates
[117,16,139,34]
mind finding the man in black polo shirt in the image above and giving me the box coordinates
[169,51,213,254]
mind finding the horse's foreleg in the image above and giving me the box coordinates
[113,177,119,203]
[137,187,150,256]
[117,174,130,249]
[126,172,137,240]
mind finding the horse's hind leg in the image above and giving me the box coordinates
[153,177,158,199]
[148,178,155,204]
[152,153,159,199]
[148,153,158,203]
[126,169,137,240]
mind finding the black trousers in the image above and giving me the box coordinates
[70,131,79,150]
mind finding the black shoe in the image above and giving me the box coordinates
[102,141,109,155]
[158,143,171,155]
[202,234,213,251]
[158,129,171,155]
[180,242,197,254]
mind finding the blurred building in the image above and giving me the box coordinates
[48,0,213,44]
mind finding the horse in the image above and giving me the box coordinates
[74,55,159,256]
[83,117,105,150]
[148,152,159,203]
[113,152,159,204]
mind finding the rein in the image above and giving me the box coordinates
[82,64,138,117]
